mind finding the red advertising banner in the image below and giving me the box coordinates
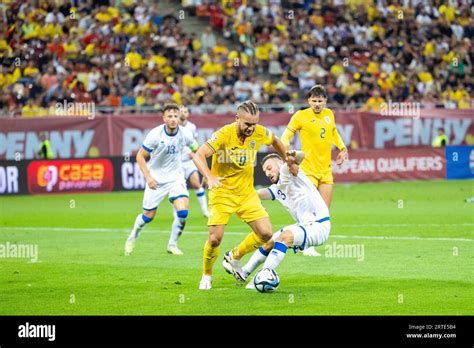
[332,148,446,182]
[0,109,472,160]
[27,158,114,194]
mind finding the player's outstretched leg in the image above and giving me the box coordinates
[199,225,224,290]
[257,230,294,277]
[223,217,272,283]
[167,198,189,255]
[241,238,275,289]
[125,211,154,255]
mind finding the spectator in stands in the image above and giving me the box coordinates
[0,0,471,117]
[200,26,216,52]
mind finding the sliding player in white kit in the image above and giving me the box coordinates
[229,150,330,288]
[178,106,209,218]
[124,104,198,256]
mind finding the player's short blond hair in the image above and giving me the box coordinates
[237,100,259,116]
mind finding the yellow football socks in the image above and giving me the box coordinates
[203,240,220,276]
[232,232,266,260]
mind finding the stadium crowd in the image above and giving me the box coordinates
[0,0,472,117]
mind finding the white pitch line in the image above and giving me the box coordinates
[339,223,474,227]
[330,235,474,242]
[0,226,472,242]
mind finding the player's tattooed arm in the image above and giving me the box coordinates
[192,144,223,189]
[136,148,159,190]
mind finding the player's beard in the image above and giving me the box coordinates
[270,172,280,184]
[167,124,178,132]
[239,126,254,138]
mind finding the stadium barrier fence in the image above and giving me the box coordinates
[0,110,473,162]
[1,146,472,196]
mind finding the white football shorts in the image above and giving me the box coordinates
[142,178,189,211]
[271,218,330,252]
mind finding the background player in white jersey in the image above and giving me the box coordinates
[228,151,331,287]
[124,104,198,256]
[178,106,209,218]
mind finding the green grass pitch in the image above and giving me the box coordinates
[0,180,472,315]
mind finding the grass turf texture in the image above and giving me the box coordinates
[0,180,472,315]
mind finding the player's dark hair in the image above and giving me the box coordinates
[261,153,282,167]
[307,84,327,99]
[163,103,180,113]
[237,100,259,115]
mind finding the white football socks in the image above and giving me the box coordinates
[242,247,269,277]
[168,216,185,246]
[127,214,149,242]
[262,242,288,270]
[195,188,209,216]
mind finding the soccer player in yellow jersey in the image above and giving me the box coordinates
[192,100,295,290]
[281,85,348,209]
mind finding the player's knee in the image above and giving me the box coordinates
[262,239,274,252]
[208,234,222,248]
[260,230,273,242]
[277,230,293,246]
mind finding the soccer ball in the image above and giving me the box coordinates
[254,268,280,293]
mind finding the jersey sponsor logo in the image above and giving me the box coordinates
[249,140,256,150]
[324,116,331,124]
[27,159,114,194]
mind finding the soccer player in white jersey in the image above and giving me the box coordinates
[178,106,209,218]
[225,150,330,286]
[124,104,198,256]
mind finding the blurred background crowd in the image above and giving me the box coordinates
[0,0,472,117]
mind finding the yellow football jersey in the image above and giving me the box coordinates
[206,122,273,195]
[282,107,346,176]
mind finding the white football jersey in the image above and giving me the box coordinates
[268,164,329,224]
[141,124,195,184]
[180,120,198,162]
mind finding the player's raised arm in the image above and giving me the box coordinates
[280,113,301,149]
[280,128,295,150]
[271,135,299,176]
[192,144,223,189]
[136,147,158,190]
